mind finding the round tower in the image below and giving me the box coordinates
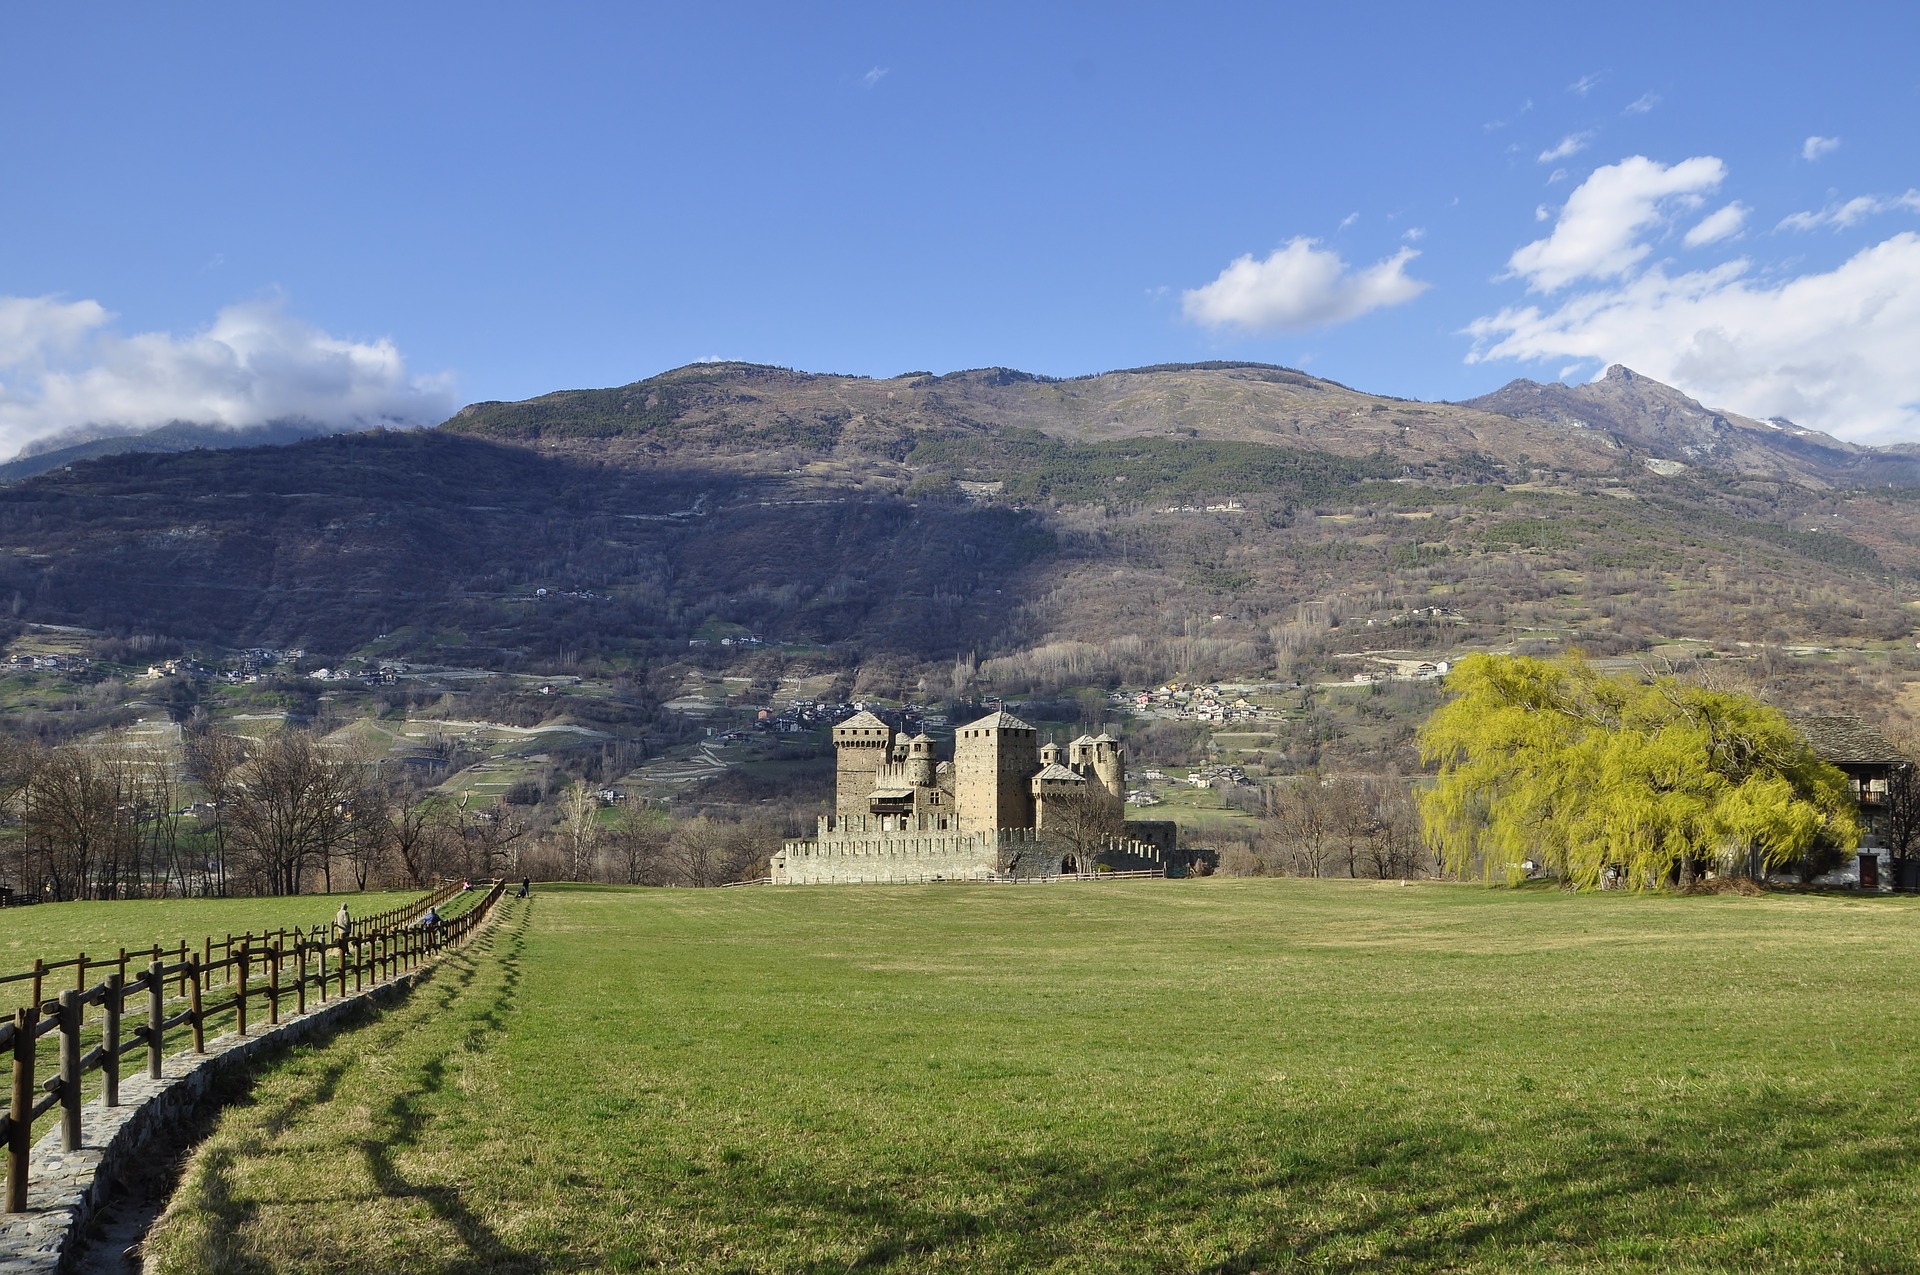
[1091,732,1126,808]
[907,733,937,787]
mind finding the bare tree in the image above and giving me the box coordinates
[1038,784,1124,873]
[560,781,600,882]
[1885,761,1920,886]
[1359,774,1422,879]
[455,794,527,881]
[606,807,671,885]
[387,789,455,887]
[25,744,114,900]
[225,731,363,895]
[670,815,770,886]
[1261,774,1337,877]
[185,730,247,895]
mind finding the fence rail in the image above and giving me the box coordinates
[3,879,505,1213]
[0,879,465,1017]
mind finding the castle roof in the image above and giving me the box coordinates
[910,732,934,743]
[1069,733,1097,746]
[1092,733,1117,744]
[834,710,890,732]
[1034,763,1087,783]
[962,710,1034,732]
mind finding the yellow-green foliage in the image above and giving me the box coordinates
[1418,653,1859,888]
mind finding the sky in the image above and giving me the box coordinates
[2,2,1918,455]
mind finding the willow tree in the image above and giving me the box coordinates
[1418,653,1859,889]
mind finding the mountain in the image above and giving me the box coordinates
[0,419,355,484]
[1462,365,1920,487]
[0,360,1915,699]
[447,360,1920,491]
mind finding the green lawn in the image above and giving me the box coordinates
[1,891,426,1011]
[146,881,1920,1273]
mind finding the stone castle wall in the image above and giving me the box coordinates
[774,818,1041,884]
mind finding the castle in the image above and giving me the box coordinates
[771,709,1179,884]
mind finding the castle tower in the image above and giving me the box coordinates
[1031,761,1088,831]
[1090,732,1126,811]
[1039,741,1063,767]
[906,733,937,788]
[953,710,1039,833]
[831,710,894,820]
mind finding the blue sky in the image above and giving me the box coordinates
[2,2,1917,452]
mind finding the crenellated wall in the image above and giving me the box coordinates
[773,825,1042,884]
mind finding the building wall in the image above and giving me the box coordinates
[953,720,1038,833]
[832,720,893,819]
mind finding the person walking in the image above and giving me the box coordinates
[335,902,352,938]
[519,876,530,899]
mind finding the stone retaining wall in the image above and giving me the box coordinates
[0,940,475,1274]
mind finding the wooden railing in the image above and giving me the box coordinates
[0,880,466,1018]
[3,879,506,1213]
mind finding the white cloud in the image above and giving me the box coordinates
[1683,201,1749,247]
[0,296,453,458]
[1802,135,1841,161]
[861,65,889,89]
[1779,190,1920,231]
[1569,72,1604,97]
[1506,155,1725,291]
[1539,131,1594,163]
[1183,238,1430,333]
[1338,211,1360,230]
[1624,92,1660,115]
[1467,231,1920,441]
[1403,226,1426,242]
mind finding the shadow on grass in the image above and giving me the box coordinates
[699,1086,1920,1273]
[354,899,545,1275]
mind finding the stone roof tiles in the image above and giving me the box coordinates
[833,710,890,732]
[1033,763,1087,783]
[1793,715,1904,765]
[962,710,1034,732]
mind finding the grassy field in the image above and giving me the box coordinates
[143,881,1920,1273]
[1,890,426,981]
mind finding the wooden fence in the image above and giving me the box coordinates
[0,879,465,1019]
[2,879,506,1213]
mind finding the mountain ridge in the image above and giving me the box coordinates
[443,360,1920,489]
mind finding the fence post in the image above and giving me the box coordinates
[190,954,204,1053]
[316,939,327,1005]
[236,944,250,1037]
[58,988,81,1151]
[267,945,280,1027]
[146,961,164,1079]
[103,971,122,1107]
[295,940,307,1016]
[6,1005,35,1213]
[30,959,42,1011]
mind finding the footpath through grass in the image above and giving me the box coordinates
[146,881,1920,1273]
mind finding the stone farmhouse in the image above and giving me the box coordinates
[772,710,1180,884]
